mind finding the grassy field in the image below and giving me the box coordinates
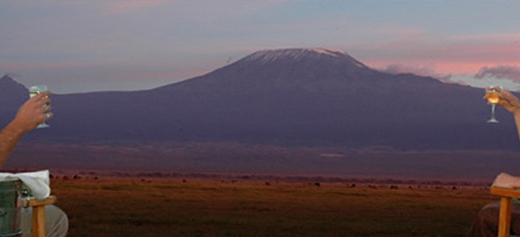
[49,175,498,237]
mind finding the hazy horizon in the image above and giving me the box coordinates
[1,1,520,93]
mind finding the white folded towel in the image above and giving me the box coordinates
[0,170,50,200]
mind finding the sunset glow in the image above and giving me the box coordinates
[1,1,519,93]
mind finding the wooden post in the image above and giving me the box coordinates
[498,196,512,237]
[489,187,520,237]
[27,196,56,237]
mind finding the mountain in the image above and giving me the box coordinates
[3,48,520,178]
[0,75,29,125]
[1,48,515,150]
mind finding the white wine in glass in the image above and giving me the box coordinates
[29,85,50,128]
[485,86,500,123]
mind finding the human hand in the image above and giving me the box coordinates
[491,172,520,189]
[495,88,520,115]
[11,90,53,133]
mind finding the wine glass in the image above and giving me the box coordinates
[29,85,50,128]
[484,86,501,123]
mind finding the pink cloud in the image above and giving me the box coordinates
[365,58,510,77]
[353,32,520,76]
[379,64,453,82]
[475,65,520,83]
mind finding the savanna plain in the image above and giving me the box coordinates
[46,172,497,237]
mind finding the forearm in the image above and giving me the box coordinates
[0,121,25,167]
[493,173,520,189]
[0,91,52,167]
[514,111,520,141]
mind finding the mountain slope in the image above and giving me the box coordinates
[141,48,510,149]
[0,48,515,150]
[0,75,29,125]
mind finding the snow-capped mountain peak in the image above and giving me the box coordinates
[245,48,339,62]
[308,47,344,57]
[242,48,368,69]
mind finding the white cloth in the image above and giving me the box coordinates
[0,170,50,199]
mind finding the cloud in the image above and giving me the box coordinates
[353,32,520,76]
[380,64,453,82]
[475,65,520,83]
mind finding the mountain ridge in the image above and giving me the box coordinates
[0,75,29,123]
[242,48,369,69]
[0,48,515,149]
[0,47,517,178]
[152,48,432,98]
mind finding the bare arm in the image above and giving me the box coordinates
[496,89,520,140]
[492,172,520,189]
[0,91,53,167]
[490,89,520,188]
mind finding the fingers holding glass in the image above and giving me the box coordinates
[29,85,51,128]
[485,86,501,123]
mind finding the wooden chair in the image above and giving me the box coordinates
[490,187,520,237]
[24,195,57,237]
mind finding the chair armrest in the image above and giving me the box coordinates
[25,196,57,237]
[26,196,56,207]
[490,187,520,198]
[489,187,520,237]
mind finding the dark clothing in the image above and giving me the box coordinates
[468,201,520,237]
[20,205,68,237]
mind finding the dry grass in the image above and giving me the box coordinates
[49,176,497,237]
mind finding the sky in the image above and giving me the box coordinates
[1,0,519,94]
